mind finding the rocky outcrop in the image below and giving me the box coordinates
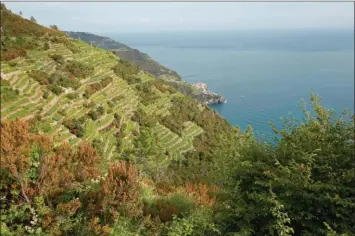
[192,82,226,105]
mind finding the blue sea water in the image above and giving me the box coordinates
[105,29,354,139]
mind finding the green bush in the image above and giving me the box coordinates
[49,54,64,64]
[143,194,195,223]
[66,92,78,99]
[28,70,50,85]
[216,94,355,235]
[43,42,49,50]
[112,59,139,82]
[87,110,98,120]
[8,61,17,67]
[1,86,18,103]
[42,91,49,99]
[66,60,94,78]
[83,76,112,98]
[49,84,62,95]
[62,118,85,137]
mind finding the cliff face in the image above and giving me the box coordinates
[65,31,225,105]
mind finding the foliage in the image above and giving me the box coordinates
[66,60,94,79]
[83,76,112,98]
[63,118,85,137]
[28,70,50,85]
[30,16,37,23]
[101,161,142,221]
[143,194,195,223]
[1,6,354,235]
[164,208,220,236]
[43,42,49,50]
[1,5,63,61]
[111,59,139,82]
[49,25,58,30]
[49,71,80,90]
[49,54,64,64]
[1,85,18,103]
[215,93,355,235]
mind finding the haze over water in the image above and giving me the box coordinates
[107,29,354,139]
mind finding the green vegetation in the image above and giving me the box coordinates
[84,76,113,98]
[66,31,225,104]
[1,5,354,236]
[66,60,94,78]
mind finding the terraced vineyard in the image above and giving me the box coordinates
[151,121,203,166]
[1,35,205,167]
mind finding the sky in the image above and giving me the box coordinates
[5,2,354,33]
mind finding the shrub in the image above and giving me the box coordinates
[49,72,80,90]
[66,92,78,99]
[8,61,17,67]
[87,110,98,121]
[43,91,49,99]
[2,47,27,61]
[63,118,85,137]
[28,70,50,85]
[43,42,49,50]
[143,194,195,223]
[102,161,142,221]
[114,113,121,120]
[49,84,62,95]
[67,43,80,54]
[1,86,18,103]
[49,54,64,64]
[83,77,112,99]
[66,60,94,79]
[112,59,139,82]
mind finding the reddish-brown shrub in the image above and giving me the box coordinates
[75,142,101,182]
[0,119,30,178]
[184,183,217,207]
[102,161,141,219]
[57,199,82,217]
[143,200,180,223]
[3,48,27,61]
[30,134,53,156]
[38,143,75,198]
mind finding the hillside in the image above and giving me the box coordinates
[0,4,235,168]
[1,5,238,234]
[66,31,226,104]
[1,4,354,236]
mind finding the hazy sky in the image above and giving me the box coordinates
[5,2,354,33]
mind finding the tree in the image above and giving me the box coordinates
[216,93,355,235]
[50,25,58,30]
[101,161,142,221]
[0,119,31,203]
[30,16,36,23]
[19,11,22,16]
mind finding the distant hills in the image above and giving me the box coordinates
[65,31,182,81]
[66,31,225,104]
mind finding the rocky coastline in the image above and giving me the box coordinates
[192,82,226,105]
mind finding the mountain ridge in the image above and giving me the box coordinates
[65,31,226,104]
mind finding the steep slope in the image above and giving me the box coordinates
[2,4,355,236]
[66,31,182,81]
[66,31,226,104]
[1,5,237,183]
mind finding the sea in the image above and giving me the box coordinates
[105,29,354,140]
